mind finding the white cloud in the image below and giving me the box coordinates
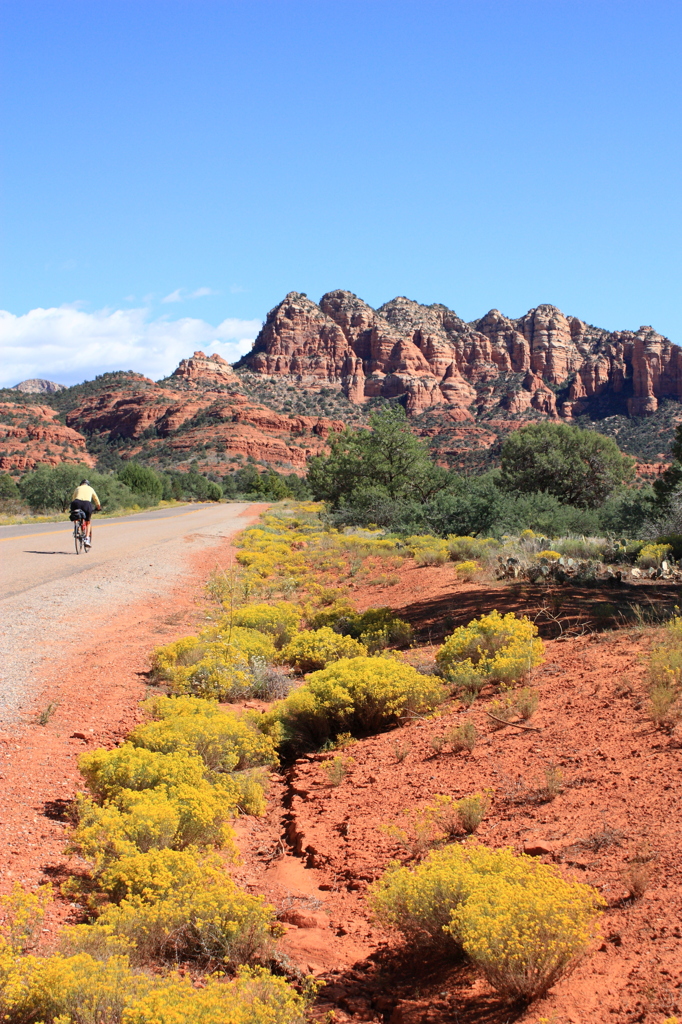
[0,305,262,388]
[161,286,218,303]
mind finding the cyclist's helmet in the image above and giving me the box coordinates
[81,479,90,485]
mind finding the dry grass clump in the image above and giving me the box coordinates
[647,617,682,728]
[446,535,499,563]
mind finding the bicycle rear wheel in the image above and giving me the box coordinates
[74,523,84,554]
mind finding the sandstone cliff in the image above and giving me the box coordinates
[0,403,95,473]
[237,291,681,421]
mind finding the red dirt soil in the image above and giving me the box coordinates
[3,537,682,1024]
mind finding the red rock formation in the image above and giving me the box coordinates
[0,403,95,473]
[170,351,242,388]
[239,292,682,422]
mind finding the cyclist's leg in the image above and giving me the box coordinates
[84,501,94,543]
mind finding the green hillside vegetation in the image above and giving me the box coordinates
[307,406,666,538]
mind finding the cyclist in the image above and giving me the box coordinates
[70,479,101,548]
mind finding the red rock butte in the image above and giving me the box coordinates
[237,290,682,420]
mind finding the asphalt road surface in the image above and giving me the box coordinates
[0,502,260,721]
[0,503,252,601]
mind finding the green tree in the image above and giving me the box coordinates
[500,422,634,509]
[19,464,136,513]
[307,405,447,506]
[117,462,164,504]
[654,424,682,502]
[0,473,19,499]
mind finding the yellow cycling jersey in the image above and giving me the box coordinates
[72,485,100,504]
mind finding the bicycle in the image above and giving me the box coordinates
[72,509,88,555]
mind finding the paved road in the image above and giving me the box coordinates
[0,501,262,721]
[0,503,250,600]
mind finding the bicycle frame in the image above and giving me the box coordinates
[73,511,88,554]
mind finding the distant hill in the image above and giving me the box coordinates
[12,378,67,394]
[0,353,344,477]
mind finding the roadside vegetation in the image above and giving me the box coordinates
[8,399,682,1019]
[307,405,682,539]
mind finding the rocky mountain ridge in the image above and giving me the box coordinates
[2,293,681,479]
[238,290,681,421]
[0,352,344,476]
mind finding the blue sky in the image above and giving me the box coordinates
[1,0,681,385]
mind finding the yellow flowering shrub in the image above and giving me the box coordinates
[535,550,561,561]
[152,629,277,701]
[2,943,303,1024]
[131,695,278,772]
[280,627,367,673]
[150,636,207,679]
[436,610,544,686]
[372,844,604,995]
[0,881,51,952]
[68,871,278,967]
[447,863,604,999]
[122,966,308,1024]
[94,848,224,904]
[73,746,244,867]
[231,602,302,646]
[79,744,209,803]
[71,784,237,869]
[307,604,413,651]
[262,656,444,752]
[454,560,480,582]
[3,952,152,1024]
[637,542,673,568]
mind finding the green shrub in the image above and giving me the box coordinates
[280,626,367,673]
[117,462,164,505]
[0,472,19,499]
[262,656,445,753]
[436,610,544,686]
[447,536,499,562]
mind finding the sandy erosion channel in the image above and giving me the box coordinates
[0,501,267,910]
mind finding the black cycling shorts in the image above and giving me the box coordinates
[70,499,94,521]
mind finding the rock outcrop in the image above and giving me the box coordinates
[0,403,94,473]
[12,379,66,394]
[169,351,242,388]
[238,291,682,421]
